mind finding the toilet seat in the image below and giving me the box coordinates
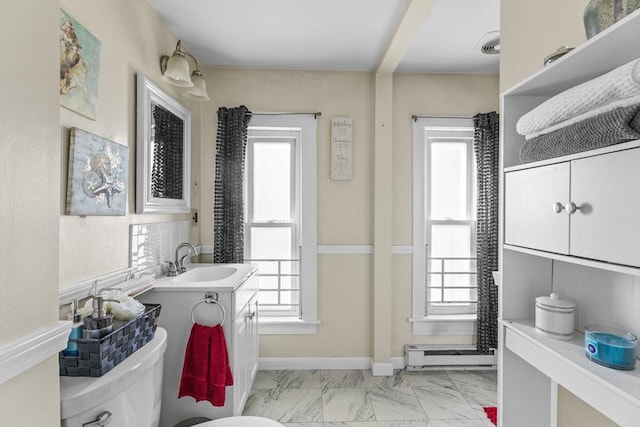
[196,416,283,426]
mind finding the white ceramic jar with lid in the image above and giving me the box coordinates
[535,292,576,340]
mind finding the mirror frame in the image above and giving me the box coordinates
[136,74,191,213]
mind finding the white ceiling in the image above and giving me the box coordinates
[148,0,500,74]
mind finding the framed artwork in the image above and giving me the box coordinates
[59,9,101,120]
[136,74,192,213]
[66,128,128,216]
[331,117,353,180]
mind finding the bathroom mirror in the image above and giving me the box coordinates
[136,74,191,213]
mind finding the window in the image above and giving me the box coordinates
[245,114,318,334]
[412,117,477,335]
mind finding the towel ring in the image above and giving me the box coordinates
[190,293,226,326]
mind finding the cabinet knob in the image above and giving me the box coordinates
[246,311,255,320]
[564,202,581,215]
[552,202,564,214]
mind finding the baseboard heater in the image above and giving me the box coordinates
[405,344,496,370]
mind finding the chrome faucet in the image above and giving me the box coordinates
[175,242,198,273]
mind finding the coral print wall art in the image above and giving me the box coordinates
[66,128,128,216]
[60,9,101,120]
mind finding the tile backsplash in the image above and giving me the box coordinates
[130,221,189,274]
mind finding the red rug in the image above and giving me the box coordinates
[483,406,497,425]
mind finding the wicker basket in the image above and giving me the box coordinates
[59,303,161,377]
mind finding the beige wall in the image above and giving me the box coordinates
[391,73,500,355]
[557,386,616,427]
[1,1,196,425]
[58,0,199,287]
[500,1,617,425]
[500,0,590,92]
[0,1,61,424]
[200,68,374,357]
[201,68,499,357]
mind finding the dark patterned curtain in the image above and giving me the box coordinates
[474,111,500,353]
[152,104,184,199]
[213,106,252,263]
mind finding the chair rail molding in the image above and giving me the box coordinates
[0,321,71,384]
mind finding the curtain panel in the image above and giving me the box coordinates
[473,111,500,353]
[213,106,252,264]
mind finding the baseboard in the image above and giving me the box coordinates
[391,356,406,370]
[258,356,407,374]
[371,361,394,376]
[258,357,372,371]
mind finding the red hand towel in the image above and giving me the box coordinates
[207,324,234,406]
[178,323,233,406]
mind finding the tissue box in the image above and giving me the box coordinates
[59,303,161,377]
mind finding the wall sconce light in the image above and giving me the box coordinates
[160,40,210,102]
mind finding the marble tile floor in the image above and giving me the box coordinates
[242,369,497,427]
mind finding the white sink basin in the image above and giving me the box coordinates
[175,265,238,282]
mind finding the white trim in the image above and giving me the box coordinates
[317,245,373,254]
[58,268,155,306]
[371,362,394,376]
[550,380,559,427]
[198,244,214,254]
[0,321,72,384]
[258,357,372,371]
[391,356,406,369]
[258,356,405,372]
[317,245,412,255]
[412,119,428,329]
[258,318,320,335]
[392,245,413,255]
[259,357,372,371]
[201,244,411,256]
[248,115,318,325]
[412,117,478,328]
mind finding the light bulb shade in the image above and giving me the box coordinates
[183,71,210,101]
[162,53,194,87]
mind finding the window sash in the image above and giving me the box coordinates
[245,129,302,317]
[244,115,317,334]
[424,126,477,316]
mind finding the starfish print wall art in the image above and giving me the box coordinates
[66,128,128,216]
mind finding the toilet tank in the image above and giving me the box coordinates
[60,327,167,427]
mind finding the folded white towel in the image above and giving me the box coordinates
[517,57,640,136]
[525,96,640,140]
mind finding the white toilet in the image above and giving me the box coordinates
[60,327,282,427]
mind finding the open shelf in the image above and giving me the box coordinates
[502,9,640,97]
[503,320,640,426]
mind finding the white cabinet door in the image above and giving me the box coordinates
[505,162,570,254]
[247,297,259,390]
[232,292,258,416]
[570,148,640,267]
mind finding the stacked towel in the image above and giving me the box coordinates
[178,323,233,406]
[520,105,640,162]
[516,57,640,162]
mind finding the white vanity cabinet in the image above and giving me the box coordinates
[505,147,640,268]
[138,264,259,427]
[499,10,640,427]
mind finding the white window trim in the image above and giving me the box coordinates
[247,114,318,334]
[412,117,477,336]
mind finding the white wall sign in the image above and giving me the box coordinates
[331,117,353,180]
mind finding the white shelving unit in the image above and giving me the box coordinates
[504,321,640,426]
[499,10,640,427]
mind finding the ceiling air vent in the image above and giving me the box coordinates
[476,31,500,55]
[481,38,500,55]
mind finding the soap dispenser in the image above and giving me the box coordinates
[83,296,117,339]
[63,300,83,356]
